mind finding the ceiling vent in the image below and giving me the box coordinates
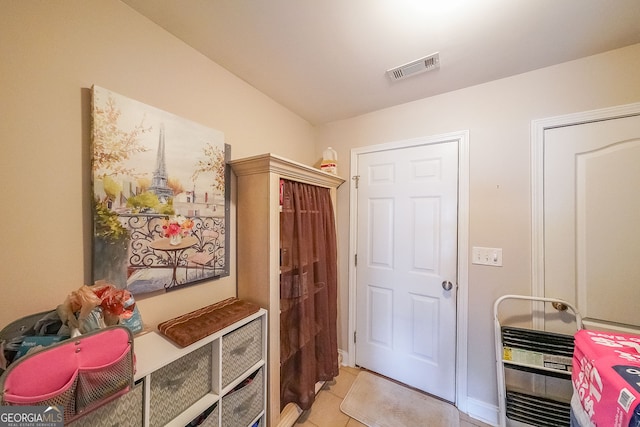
[386,52,440,81]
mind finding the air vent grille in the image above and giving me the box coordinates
[501,327,575,357]
[506,391,571,427]
[387,52,440,81]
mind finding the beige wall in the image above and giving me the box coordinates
[3,0,640,420]
[0,1,316,329]
[317,43,640,413]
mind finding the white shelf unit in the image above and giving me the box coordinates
[134,308,267,427]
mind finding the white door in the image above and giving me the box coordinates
[543,113,640,333]
[354,140,458,402]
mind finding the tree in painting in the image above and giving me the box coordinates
[92,97,151,178]
[193,142,226,196]
[92,95,152,288]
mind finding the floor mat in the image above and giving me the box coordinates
[340,371,460,427]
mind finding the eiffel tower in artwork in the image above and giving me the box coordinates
[149,124,173,203]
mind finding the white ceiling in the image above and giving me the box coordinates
[122,0,640,125]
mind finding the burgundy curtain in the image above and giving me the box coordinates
[279,179,339,411]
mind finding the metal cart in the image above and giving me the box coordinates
[494,295,583,427]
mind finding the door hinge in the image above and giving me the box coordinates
[354,253,357,266]
[354,331,357,343]
[352,175,360,189]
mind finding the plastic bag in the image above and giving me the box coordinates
[91,282,142,334]
[57,283,142,334]
[57,285,103,334]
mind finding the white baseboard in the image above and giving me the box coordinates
[338,348,349,366]
[464,396,499,427]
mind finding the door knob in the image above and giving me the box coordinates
[442,281,453,291]
[552,302,568,311]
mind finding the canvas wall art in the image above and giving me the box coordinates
[91,85,230,295]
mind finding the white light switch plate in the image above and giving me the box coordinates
[472,247,503,266]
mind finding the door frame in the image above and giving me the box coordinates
[347,130,470,409]
[531,101,640,329]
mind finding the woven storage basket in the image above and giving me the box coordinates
[221,367,264,427]
[68,381,143,427]
[149,343,212,426]
[199,403,220,427]
[221,317,263,388]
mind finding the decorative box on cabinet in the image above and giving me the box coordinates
[149,344,213,426]
[134,308,267,427]
[222,318,264,388]
[230,154,344,426]
[221,366,265,426]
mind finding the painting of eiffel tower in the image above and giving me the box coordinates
[149,124,173,203]
[91,85,230,295]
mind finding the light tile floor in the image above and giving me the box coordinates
[293,366,493,427]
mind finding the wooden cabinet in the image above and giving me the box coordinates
[133,308,267,427]
[230,154,344,426]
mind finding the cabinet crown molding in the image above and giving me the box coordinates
[230,153,345,188]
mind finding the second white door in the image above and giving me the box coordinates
[543,113,640,333]
[354,140,458,402]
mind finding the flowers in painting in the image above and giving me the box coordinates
[162,215,194,238]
